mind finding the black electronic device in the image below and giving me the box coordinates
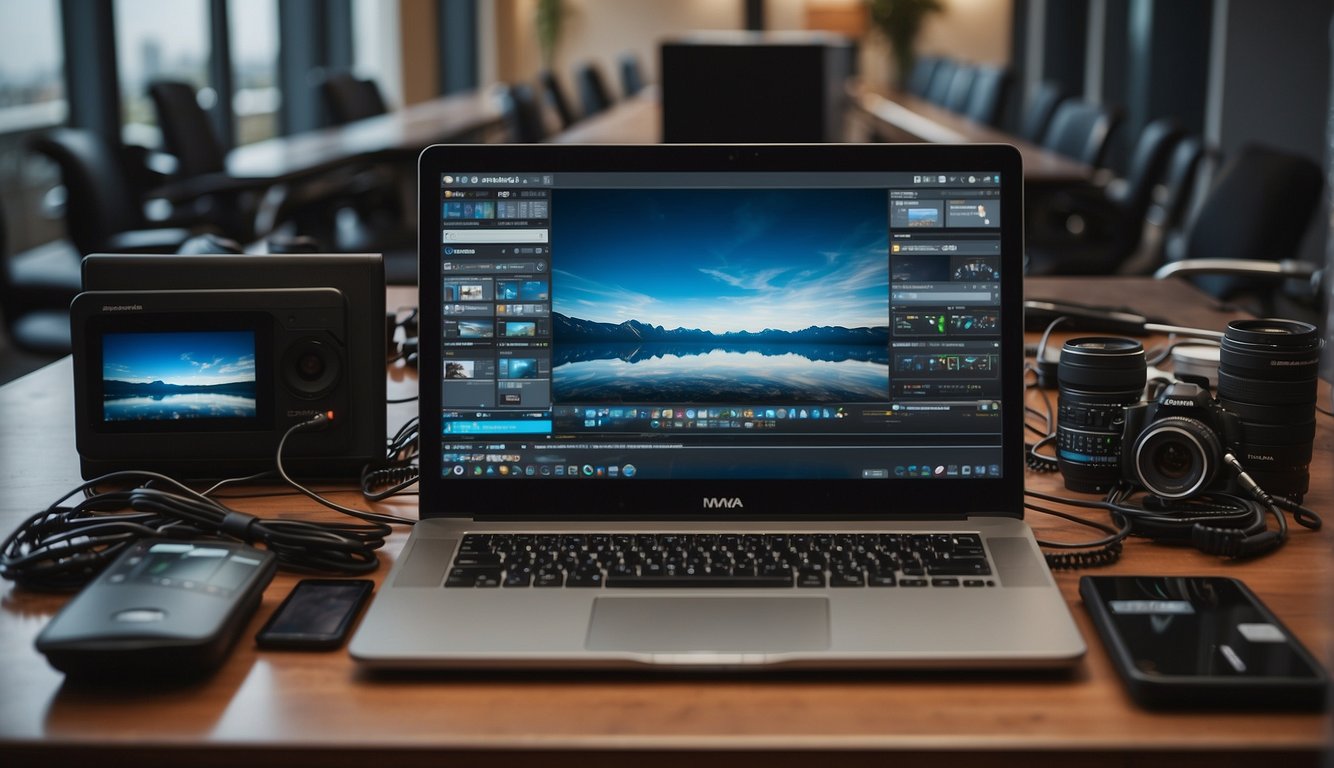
[35,539,277,678]
[255,578,373,650]
[72,254,386,479]
[1080,575,1327,710]
[1055,336,1147,493]
[1120,379,1248,499]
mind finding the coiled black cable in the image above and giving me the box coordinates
[0,471,390,591]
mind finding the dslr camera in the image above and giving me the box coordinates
[1120,379,1244,499]
[1057,320,1319,501]
[71,254,385,479]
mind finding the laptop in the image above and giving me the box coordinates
[349,143,1086,669]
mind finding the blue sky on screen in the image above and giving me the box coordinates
[552,188,889,334]
[103,331,256,386]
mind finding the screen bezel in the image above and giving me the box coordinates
[417,143,1025,521]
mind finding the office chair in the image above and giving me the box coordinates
[28,128,201,256]
[1160,144,1325,316]
[942,65,977,114]
[317,71,405,219]
[923,58,957,105]
[1041,100,1122,168]
[148,80,271,242]
[1025,119,1183,276]
[0,197,78,355]
[618,51,645,98]
[322,72,389,124]
[148,80,228,177]
[963,66,1011,127]
[540,69,579,130]
[906,56,941,97]
[1138,136,1211,270]
[1018,81,1066,143]
[500,83,549,143]
[575,63,615,117]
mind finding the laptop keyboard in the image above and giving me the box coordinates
[445,532,994,589]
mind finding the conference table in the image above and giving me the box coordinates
[553,84,1094,189]
[0,277,1329,767]
[226,89,506,182]
[845,84,1095,187]
[224,89,507,183]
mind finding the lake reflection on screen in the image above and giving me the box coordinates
[103,393,257,421]
[552,345,889,403]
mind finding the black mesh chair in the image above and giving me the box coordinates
[1025,119,1184,276]
[942,65,977,114]
[1018,81,1066,143]
[963,66,1010,127]
[1041,100,1122,168]
[575,63,614,117]
[322,72,389,124]
[1161,144,1325,311]
[540,69,578,130]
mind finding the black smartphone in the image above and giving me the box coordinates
[256,579,374,650]
[1080,575,1328,710]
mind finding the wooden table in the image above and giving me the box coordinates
[549,87,662,145]
[848,84,1095,188]
[553,85,1095,192]
[225,90,507,183]
[0,280,1329,767]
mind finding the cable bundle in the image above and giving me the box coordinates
[0,471,391,591]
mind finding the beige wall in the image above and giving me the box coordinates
[860,0,1013,89]
[399,0,440,105]
[494,0,748,95]
[486,0,1012,96]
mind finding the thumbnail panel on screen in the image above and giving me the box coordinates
[101,331,257,421]
[551,188,891,404]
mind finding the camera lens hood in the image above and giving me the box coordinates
[1058,337,1146,390]
[1223,318,1320,347]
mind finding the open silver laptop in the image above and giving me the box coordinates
[350,143,1085,669]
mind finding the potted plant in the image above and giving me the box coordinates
[536,0,565,68]
[866,0,944,89]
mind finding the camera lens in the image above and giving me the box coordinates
[1218,319,1321,501]
[1056,337,1146,493]
[283,339,341,398]
[1130,416,1222,499]
[297,350,326,381]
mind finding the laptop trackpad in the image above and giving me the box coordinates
[586,596,830,653]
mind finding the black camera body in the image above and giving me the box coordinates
[72,254,385,479]
[1120,380,1245,499]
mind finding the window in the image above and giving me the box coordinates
[0,0,66,252]
[229,0,280,144]
[114,0,212,146]
[0,0,66,132]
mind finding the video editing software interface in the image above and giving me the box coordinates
[436,170,1005,481]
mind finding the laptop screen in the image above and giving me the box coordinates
[419,145,1023,519]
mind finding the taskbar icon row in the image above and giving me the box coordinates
[893,463,1000,478]
[445,463,637,479]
